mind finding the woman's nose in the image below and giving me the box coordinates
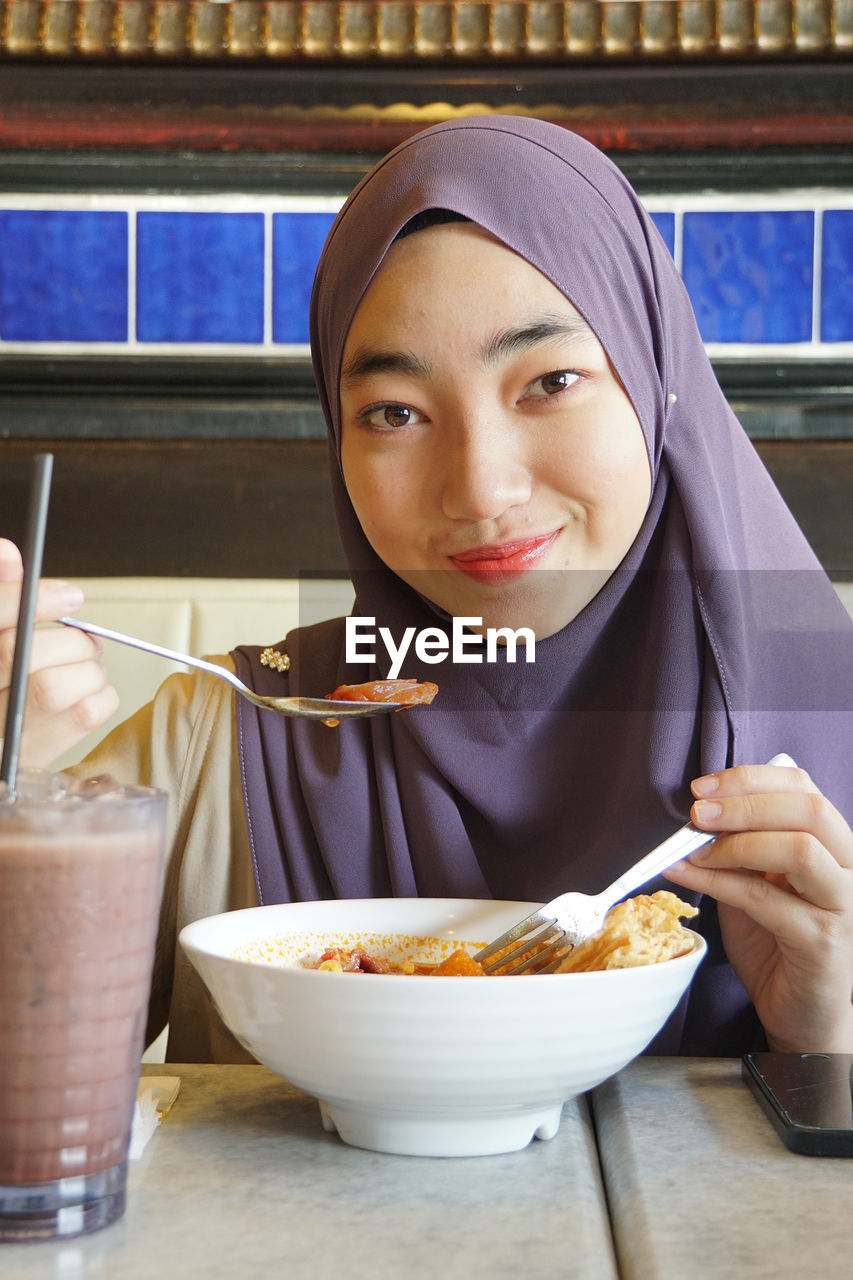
[440,416,532,523]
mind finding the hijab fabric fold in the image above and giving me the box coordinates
[233,116,853,1055]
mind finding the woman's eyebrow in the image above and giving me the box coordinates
[341,348,432,385]
[480,316,596,366]
[340,315,595,385]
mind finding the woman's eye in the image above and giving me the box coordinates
[359,403,423,430]
[525,369,581,399]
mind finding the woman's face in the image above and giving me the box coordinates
[339,223,652,639]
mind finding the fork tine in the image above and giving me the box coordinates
[480,923,562,974]
[473,911,573,967]
[483,929,573,976]
[508,935,574,975]
[473,910,554,967]
[534,949,574,975]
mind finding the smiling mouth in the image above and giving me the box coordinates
[449,530,561,582]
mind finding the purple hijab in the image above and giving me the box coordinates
[234,117,853,1055]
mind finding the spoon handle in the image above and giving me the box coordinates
[58,616,244,686]
[58,617,406,720]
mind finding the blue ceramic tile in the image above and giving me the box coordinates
[0,210,128,342]
[820,210,853,341]
[648,211,675,258]
[137,212,264,343]
[272,212,336,343]
[683,210,814,343]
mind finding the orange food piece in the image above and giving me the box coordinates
[430,949,486,977]
[326,679,439,705]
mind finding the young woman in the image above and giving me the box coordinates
[3,116,852,1062]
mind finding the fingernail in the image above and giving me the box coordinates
[58,585,84,609]
[692,773,720,797]
[693,799,722,822]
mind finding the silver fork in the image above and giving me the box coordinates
[58,617,413,722]
[474,752,797,975]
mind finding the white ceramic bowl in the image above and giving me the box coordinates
[179,897,706,1158]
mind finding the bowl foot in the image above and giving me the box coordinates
[317,1101,564,1157]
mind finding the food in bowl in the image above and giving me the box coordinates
[235,927,485,973]
[293,890,696,977]
[309,945,486,975]
[179,897,707,1157]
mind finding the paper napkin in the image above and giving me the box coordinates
[129,1075,181,1160]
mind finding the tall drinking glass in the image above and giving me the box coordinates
[0,770,166,1242]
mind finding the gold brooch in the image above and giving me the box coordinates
[259,646,290,674]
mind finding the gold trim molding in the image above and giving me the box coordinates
[0,1,850,62]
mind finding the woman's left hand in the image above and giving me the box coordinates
[664,762,853,1052]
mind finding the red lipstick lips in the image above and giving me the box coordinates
[450,530,560,583]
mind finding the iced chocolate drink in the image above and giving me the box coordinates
[0,770,166,1241]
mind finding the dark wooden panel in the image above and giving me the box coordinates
[753,441,853,579]
[1,438,851,580]
[0,439,346,578]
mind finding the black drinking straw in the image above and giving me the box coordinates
[1,452,54,798]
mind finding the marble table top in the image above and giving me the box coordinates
[6,1057,852,1279]
[2,1063,617,1280]
[593,1057,853,1280]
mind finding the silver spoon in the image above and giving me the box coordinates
[58,616,412,721]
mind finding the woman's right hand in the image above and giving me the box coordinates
[0,538,120,768]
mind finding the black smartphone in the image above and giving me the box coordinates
[742,1052,853,1156]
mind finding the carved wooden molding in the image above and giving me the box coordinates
[0,1,849,63]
